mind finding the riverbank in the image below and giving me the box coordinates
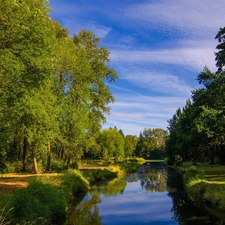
[0,159,145,224]
[175,163,225,220]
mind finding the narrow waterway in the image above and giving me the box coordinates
[66,162,221,225]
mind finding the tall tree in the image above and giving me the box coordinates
[0,0,56,173]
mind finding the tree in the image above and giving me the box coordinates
[135,128,168,159]
[0,0,56,173]
[124,135,138,157]
[166,42,225,165]
[73,30,118,136]
[97,128,125,160]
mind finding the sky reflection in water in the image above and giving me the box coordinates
[96,164,178,225]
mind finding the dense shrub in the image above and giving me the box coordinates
[12,177,66,225]
[183,166,204,183]
[61,170,89,201]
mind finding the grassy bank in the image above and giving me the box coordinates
[0,159,145,224]
[0,169,119,224]
[176,163,225,220]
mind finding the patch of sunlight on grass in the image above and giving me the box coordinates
[189,179,225,186]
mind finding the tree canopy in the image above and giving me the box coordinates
[166,26,225,165]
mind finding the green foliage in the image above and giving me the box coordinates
[0,0,119,175]
[3,161,23,173]
[166,27,225,165]
[97,127,125,160]
[82,169,117,184]
[174,155,183,166]
[124,135,138,157]
[215,27,225,73]
[183,166,204,183]
[12,177,66,224]
[135,128,168,159]
[0,193,13,215]
[61,170,89,201]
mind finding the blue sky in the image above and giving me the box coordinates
[49,0,225,136]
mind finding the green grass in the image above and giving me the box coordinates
[177,163,225,218]
[196,164,225,182]
[144,159,165,162]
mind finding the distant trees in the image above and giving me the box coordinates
[135,128,168,159]
[166,27,225,165]
[82,127,167,161]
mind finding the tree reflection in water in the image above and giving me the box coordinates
[65,163,224,225]
[65,193,102,225]
[137,162,167,192]
[93,178,127,196]
[167,167,222,225]
[65,177,127,225]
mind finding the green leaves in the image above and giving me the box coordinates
[167,26,225,165]
[0,1,119,172]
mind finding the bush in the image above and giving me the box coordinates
[12,177,66,224]
[50,158,64,172]
[174,155,183,166]
[4,161,23,173]
[61,169,89,201]
[183,166,204,183]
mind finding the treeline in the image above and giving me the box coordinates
[166,27,225,165]
[84,127,168,160]
[0,0,167,174]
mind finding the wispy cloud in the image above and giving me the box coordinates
[103,93,188,135]
[110,46,216,71]
[125,0,225,33]
[122,72,192,96]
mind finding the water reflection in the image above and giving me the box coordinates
[92,178,127,196]
[66,163,224,225]
[66,162,177,225]
[65,193,102,225]
[138,162,167,192]
[167,167,222,225]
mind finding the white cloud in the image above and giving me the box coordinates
[110,46,216,71]
[123,72,192,96]
[85,21,112,39]
[103,93,188,135]
[125,0,225,32]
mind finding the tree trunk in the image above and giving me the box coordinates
[22,137,27,171]
[33,156,40,174]
[33,145,40,174]
[46,141,51,172]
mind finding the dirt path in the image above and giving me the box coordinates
[0,173,58,192]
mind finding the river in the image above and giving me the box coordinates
[65,162,222,225]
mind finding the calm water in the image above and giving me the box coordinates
[66,163,221,225]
